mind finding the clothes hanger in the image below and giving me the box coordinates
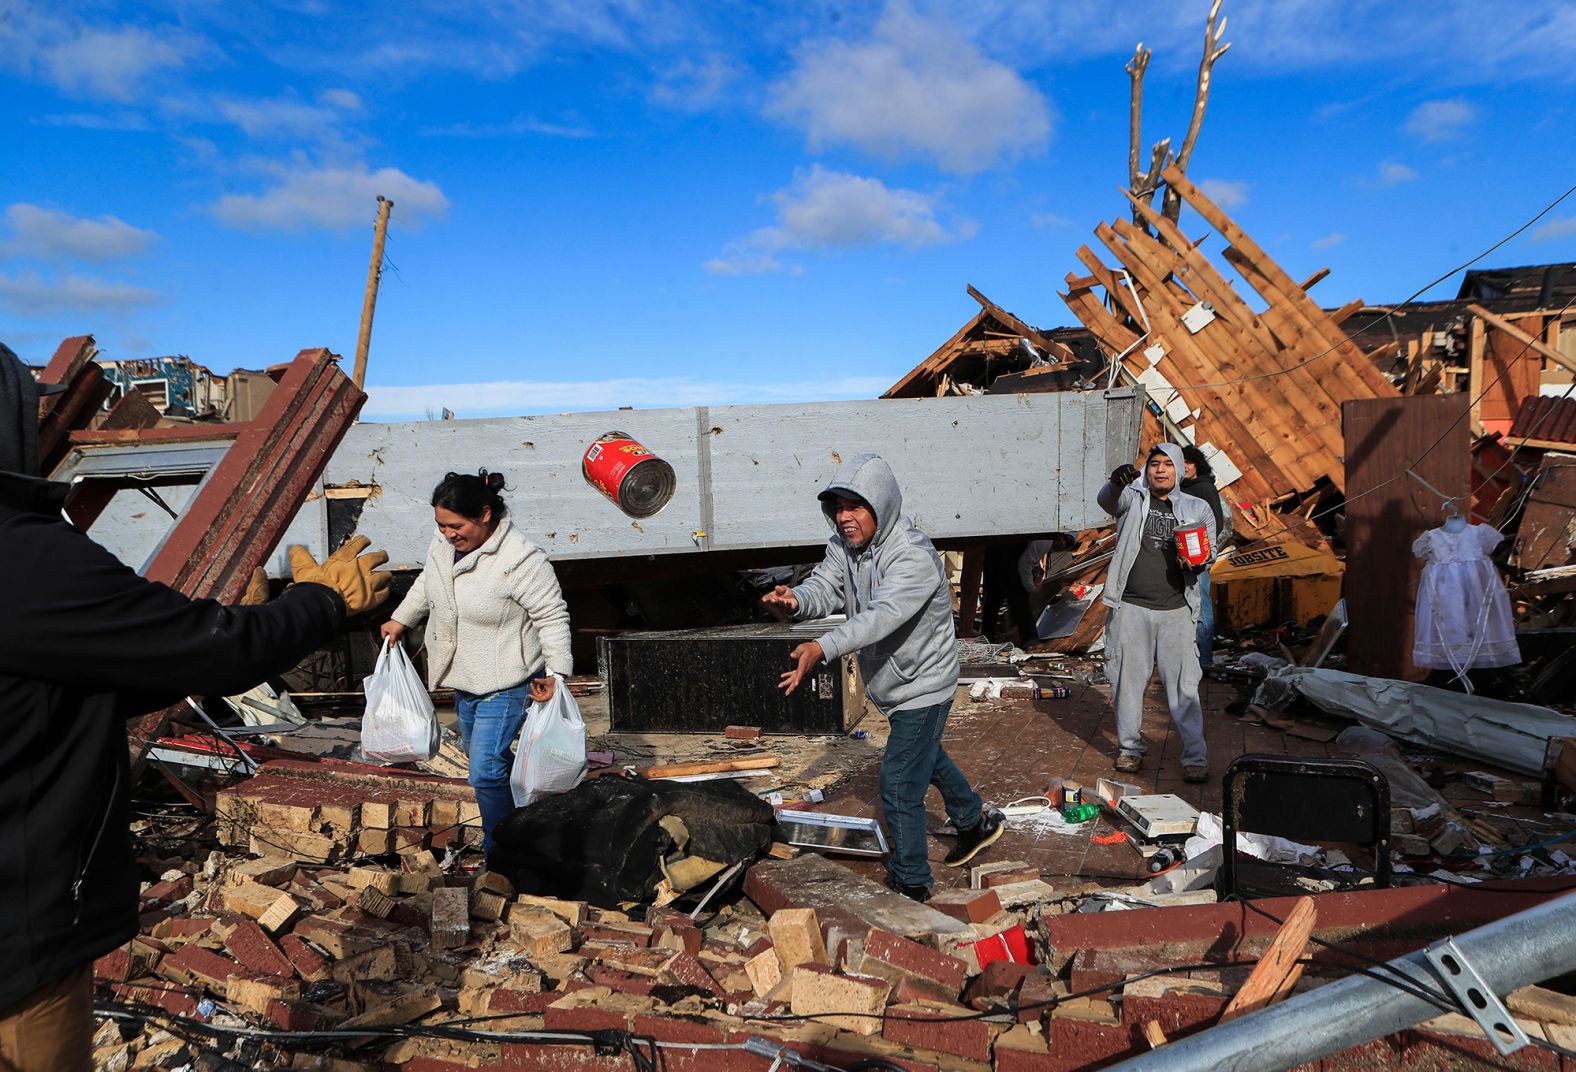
[1442,497,1467,531]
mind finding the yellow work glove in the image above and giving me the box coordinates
[239,566,270,606]
[288,534,391,616]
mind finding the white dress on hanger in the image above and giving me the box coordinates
[1411,521,1520,672]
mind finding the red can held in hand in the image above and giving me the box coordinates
[1174,524,1211,568]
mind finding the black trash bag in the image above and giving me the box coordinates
[488,773,775,908]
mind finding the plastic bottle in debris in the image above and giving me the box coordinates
[1062,803,1101,824]
[1147,846,1182,873]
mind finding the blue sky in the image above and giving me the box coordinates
[4,1,1575,420]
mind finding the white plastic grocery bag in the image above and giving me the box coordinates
[510,679,587,807]
[361,641,439,764]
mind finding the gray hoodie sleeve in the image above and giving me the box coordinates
[1201,501,1219,569]
[789,542,846,620]
[813,543,938,664]
[1097,479,1137,517]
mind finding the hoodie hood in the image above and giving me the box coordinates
[818,453,902,549]
[0,343,41,478]
[1141,442,1184,495]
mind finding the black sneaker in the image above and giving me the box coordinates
[886,876,931,902]
[944,807,1004,867]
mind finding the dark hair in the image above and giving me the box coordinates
[1180,445,1213,478]
[1145,445,1171,462]
[431,469,508,520]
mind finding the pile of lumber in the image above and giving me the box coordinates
[1061,165,1398,545]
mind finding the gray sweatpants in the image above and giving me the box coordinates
[1104,602,1207,766]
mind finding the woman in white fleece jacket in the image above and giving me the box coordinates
[381,470,573,854]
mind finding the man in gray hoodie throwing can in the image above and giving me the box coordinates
[1098,442,1217,783]
[762,454,1002,901]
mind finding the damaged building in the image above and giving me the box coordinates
[16,106,1576,1072]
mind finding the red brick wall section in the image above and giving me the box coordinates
[863,929,970,994]
[881,1003,992,1061]
[223,919,295,978]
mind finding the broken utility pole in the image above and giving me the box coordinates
[352,195,393,389]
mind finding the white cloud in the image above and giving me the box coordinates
[953,2,1576,81]
[422,116,594,139]
[216,90,362,141]
[1375,160,1420,186]
[1312,232,1347,250]
[318,88,363,111]
[706,166,974,275]
[1030,212,1072,230]
[33,111,151,131]
[210,162,450,233]
[651,55,740,111]
[2,204,158,261]
[704,250,787,277]
[0,270,163,316]
[1405,98,1477,141]
[1532,216,1576,242]
[364,374,896,420]
[1196,179,1250,210]
[767,2,1051,174]
[28,19,198,102]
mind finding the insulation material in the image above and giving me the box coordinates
[1259,667,1576,776]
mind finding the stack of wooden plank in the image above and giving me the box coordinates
[1061,165,1398,545]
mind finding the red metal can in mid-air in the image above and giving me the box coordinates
[582,431,676,518]
[1174,524,1211,568]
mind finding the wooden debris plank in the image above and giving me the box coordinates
[1168,167,1396,399]
[1087,232,1306,498]
[1219,895,1317,1021]
[884,309,991,398]
[1467,305,1576,375]
[1123,192,1284,362]
[965,284,1074,361]
[638,755,780,779]
[1061,284,1140,352]
[1093,222,1301,495]
[1072,247,1143,321]
[1514,463,1576,573]
[1218,248,1386,419]
[1112,217,1334,482]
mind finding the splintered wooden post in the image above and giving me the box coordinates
[1220,895,1317,1021]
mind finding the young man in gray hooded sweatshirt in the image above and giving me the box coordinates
[762,453,1001,901]
[1098,442,1216,782]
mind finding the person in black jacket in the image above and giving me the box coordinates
[1180,446,1225,666]
[0,344,390,1072]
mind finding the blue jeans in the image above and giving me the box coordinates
[880,699,983,888]
[455,676,537,855]
[1196,571,1215,666]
